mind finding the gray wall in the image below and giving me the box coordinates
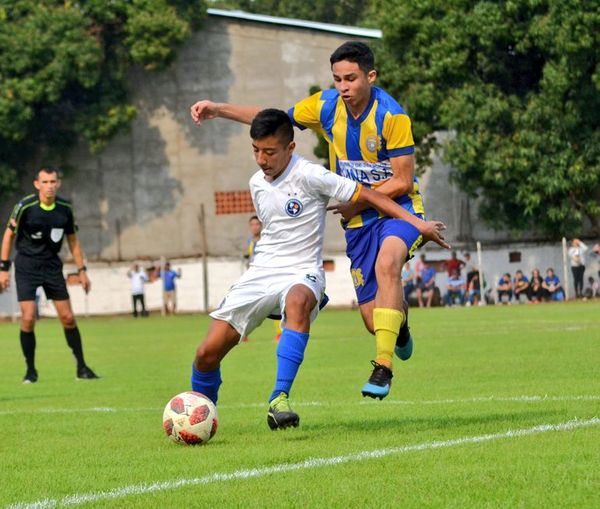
[58,18,353,261]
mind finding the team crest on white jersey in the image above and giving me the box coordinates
[285,198,303,217]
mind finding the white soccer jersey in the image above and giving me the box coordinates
[249,154,358,270]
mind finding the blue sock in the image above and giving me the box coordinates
[191,364,222,405]
[269,328,310,403]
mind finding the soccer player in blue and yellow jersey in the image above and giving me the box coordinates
[190,42,449,400]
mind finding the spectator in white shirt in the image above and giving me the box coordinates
[127,264,149,317]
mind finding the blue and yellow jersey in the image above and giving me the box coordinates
[288,87,425,228]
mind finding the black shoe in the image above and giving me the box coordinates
[395,300,414,360]
[23,368,38,384]
[77,366,100,380]
[361,360,393,400]
[267,392,300,430]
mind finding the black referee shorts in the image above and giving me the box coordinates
[15,254,70,302]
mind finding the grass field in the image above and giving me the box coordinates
[1,302,599,508]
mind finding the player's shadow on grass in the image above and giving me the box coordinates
[301,409,563,434]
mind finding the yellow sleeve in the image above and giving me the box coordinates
[382,112,414,152]
[350,184,363,203]
[290,91,324,133]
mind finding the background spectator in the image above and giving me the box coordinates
[496,273,513,304]
[567,238,588,298]
[127,264,149,317]
[417,260,437,307]
[413,253,426,284]
[543,268,565,301]
[584,277,599,299]
[467,272,481,306]
[444,269,465,306]
[463,252,479,285]
[528,269,545,303]
[244,215,262,268]
[401,261,416,300]
[513,270,530,303]
[445,251,465,277]
[159,261,181,315]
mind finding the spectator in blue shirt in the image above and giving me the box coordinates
[542,268,564,301]
[444,269,466,306]
[159,262,182,315]
[416,260,437,307]
[496,273,513,304]
[513,270,530,302]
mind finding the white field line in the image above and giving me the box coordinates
[7,417,599,509]
[0,394,598,416]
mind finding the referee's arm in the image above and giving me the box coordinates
[67,233,91,294]
[0,227,15,290]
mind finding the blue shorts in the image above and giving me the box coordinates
[345,217,423,305]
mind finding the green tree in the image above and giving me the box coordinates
[211,0,366,26]
[0,0,205,201]
[370,0,600,238]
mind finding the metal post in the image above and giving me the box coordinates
[115,219,122,261]
[477,241,486,306]
[562,237,570,300]
[160,255,166,317]
[199,204,209,313]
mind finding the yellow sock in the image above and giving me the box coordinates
[374,308,404,368]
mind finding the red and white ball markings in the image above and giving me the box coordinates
[163,391,218,445]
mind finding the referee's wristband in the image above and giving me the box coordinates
[78,265,87,273]
[0,260,11,271]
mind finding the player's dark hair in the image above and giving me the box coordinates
[330,41,375,73]
[249,215,260,222]
[250,109,294,145]
[35,166,61,179]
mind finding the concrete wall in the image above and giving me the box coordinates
[56,17,353,261]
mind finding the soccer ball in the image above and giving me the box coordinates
[163,391,218,445]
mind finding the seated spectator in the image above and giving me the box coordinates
[445,250,465,277]
[413,253,426,284]
[513,270,530,303]
[463,252,479,285]
[583,276,599,299]
[416,260,437,308]
[444,269,466,306]
[466,272,481,306]
[528,268,545,303]
[402,261,416,299]
[542,268,565,301]
[496,273,513,304]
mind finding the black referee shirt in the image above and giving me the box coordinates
[7,194,77,260]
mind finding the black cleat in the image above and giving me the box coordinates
[267,392,300,430]
[361,360,393,400]
[76,366,100,380]
[23,368,38,384]
[395,300,414,360]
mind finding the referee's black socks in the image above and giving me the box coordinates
[64,326,86,369]
[20,330,36,370]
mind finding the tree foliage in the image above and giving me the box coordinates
[0,0,205,200]
[370,0,600,238]
[211,0,366,26]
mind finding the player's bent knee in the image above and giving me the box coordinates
[195,343,223,371]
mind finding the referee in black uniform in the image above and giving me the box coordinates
[0,167,99,383]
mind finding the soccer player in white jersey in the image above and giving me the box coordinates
[190,109,448,429]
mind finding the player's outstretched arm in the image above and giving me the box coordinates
[355,185,450,250]
[190,100,263,126]
[67,234,91,294]
[0,227,15,290]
